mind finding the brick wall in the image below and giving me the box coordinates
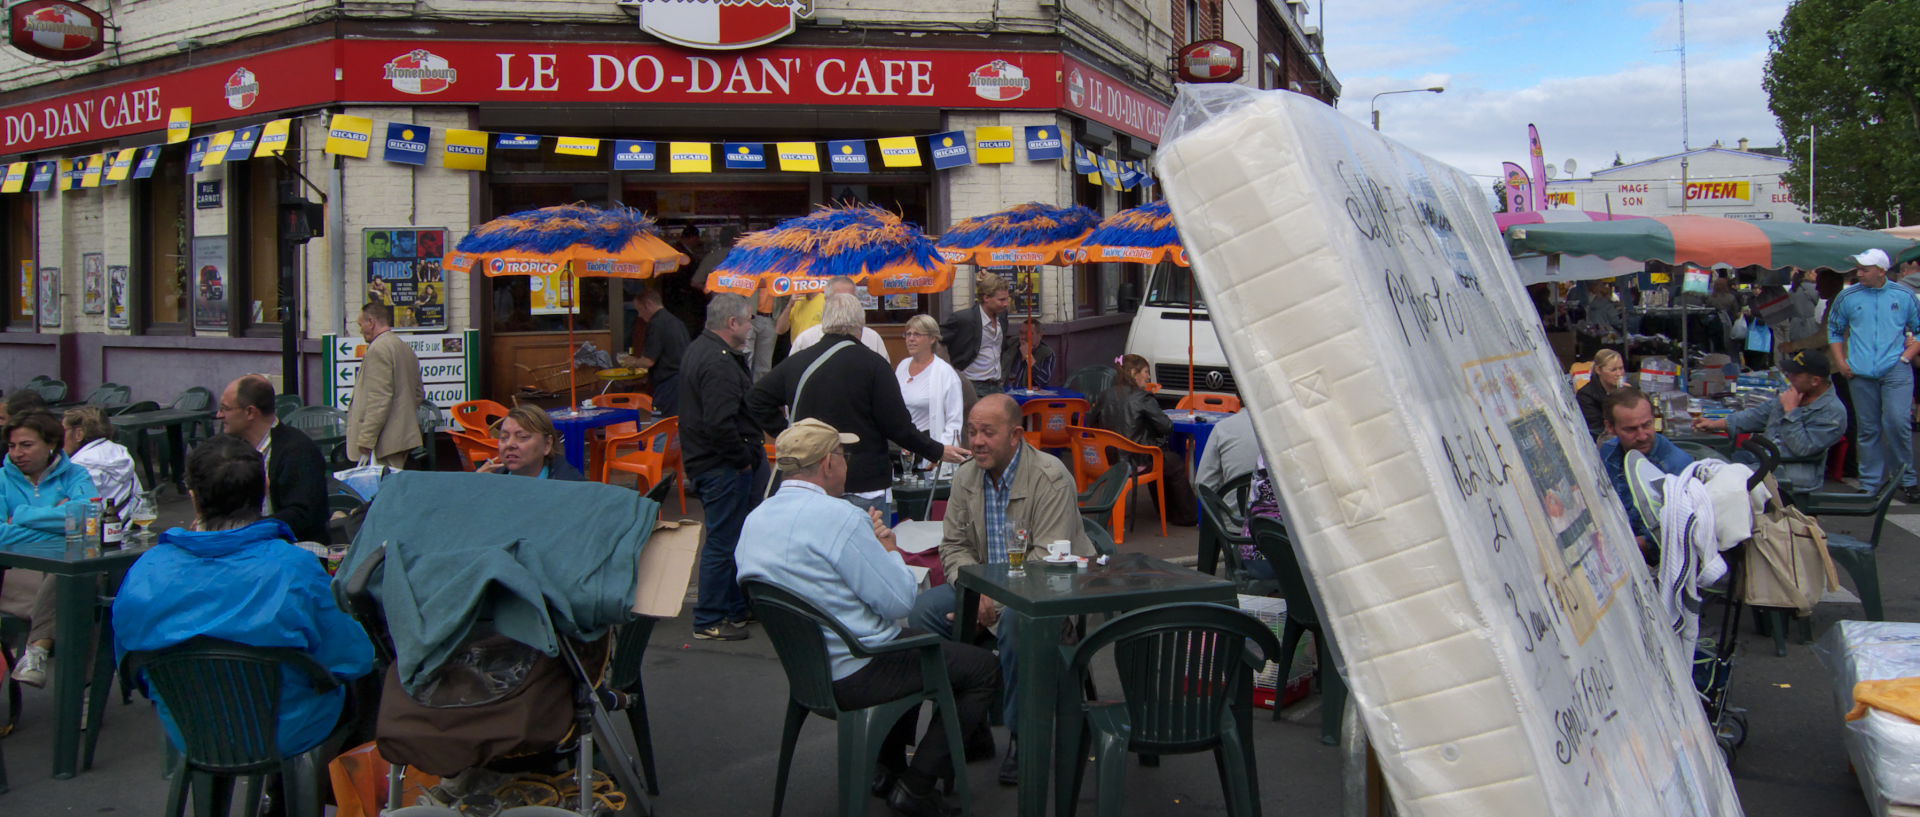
[941,111,1082,324]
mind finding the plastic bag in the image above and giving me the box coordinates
[327,740,439,817]
[334,457,392,502]
[1729,315,1747,340]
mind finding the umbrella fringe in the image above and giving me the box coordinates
[457,203,662,255]
[937,202,1101,249]
[1082,200,1181,250]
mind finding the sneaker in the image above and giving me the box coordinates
[10,644,49,688]
[1902,486,1920,504]
[729,611,758,627]
[693,623,749,641]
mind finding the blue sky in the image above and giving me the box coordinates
[1312,0,1790,181]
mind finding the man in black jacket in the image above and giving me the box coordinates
[940,272,1013,398]
[679,293,765,641]
[216,375,329,542]
[749,293,968,514]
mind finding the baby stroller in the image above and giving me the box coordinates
[1628,434,1777,765]
[333,472,667,817]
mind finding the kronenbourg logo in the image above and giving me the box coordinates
[384,49,458,95]
[968,60,1030,101]
[1066,68,1086,108]
[225,67,260,110]
[632,0,813,52]
[489,257,561,276]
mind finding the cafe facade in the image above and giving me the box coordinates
[0,1,1180,403]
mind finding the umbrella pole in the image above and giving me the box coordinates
[566,267,578,413]
[1027,267,1035,391]
[1187,265,1196,396]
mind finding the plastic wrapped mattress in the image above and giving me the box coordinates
[1819,620,1920,816]
[1155,84,1741,816]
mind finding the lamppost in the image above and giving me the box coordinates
[1370,86,1445,130]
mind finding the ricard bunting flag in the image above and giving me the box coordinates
[384,123,431,166]
[1024,126,1064,161]
[723,142,767,170]
[227,126,261,162]
[1072,144,1098,175]
[555,136,601,157]
[877,136,921,168]
[776,142,819,172]
[165,107,192,144]
[443,129,489,171]
[256,119,291,157]
[495,133,540,150]
[57,158,77,191]
[929,131,971,170]
[132,147,161,180]
[28,161,56,192]
[80,153,104,188]
[324,115,374,158]
[827,140,869,173]
[613,140,657,170]
[0,162,25,193]
[185,138,209,174]
[105,149,137,183]
[200,131,234,169]
[669,142,713,173]
[974,126,1014,164]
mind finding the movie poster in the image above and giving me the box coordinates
[364,227,448,331]
[107,265,130,329]
[82,253,104,315]
[36,265,58,328]
[18,260,32,318]
[191,235,230,331]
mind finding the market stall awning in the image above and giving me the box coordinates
[1505,214,1920,272]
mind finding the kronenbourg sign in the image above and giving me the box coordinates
[628,0,812,51]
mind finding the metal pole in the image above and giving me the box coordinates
[1808,125,1817,221]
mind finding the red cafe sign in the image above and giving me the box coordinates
[0,39,1175,155]
[9,0,105,62]
[1176,39,1243,83]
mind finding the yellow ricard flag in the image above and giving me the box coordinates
[974,126,1014,164]
[776,142,819,172]
[443,129,489,171]
[324,115,374,158]
[0,162,25,193]
[669,142,712,173]
[201,131,235,169]
[256,119,292,157]
[166,108,192,144]
[555,137,601,157]
[106,148,137,182]
[877,136,921,168]
[79,153,105,188]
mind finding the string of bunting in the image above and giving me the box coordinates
[0,106,1156,195]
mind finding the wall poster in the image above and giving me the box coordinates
[363,227,448,331]
[36,265,57,328]
[107,265,130,329]
[82,253,105,315]
[191,235,230,331]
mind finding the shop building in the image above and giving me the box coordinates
[1541,141,1803,223]
[0,1,1330,402]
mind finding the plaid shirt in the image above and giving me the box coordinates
[982,445,1023,564]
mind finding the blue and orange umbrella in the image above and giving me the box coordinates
[1072,200,1188,267]
[935,202,1100,267]
[443,204,688,410]
[704,205,954,297]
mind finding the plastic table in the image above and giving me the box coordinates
[953,556,1237,817]
[1006,388,1087,406]
[110,408,215,492]
[548,407,641,472]
[0,541,152,778]
[1167,408,1231,464]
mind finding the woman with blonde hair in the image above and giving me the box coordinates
[478,404,586,481]
[1578,348,1626,437]
[896,314,964,474]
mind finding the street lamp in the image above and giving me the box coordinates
[1370,86,1445,130]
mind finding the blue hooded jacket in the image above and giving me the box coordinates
[0,451,98,555]
[113,519,375,756]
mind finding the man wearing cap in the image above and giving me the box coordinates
[737,419,999,817]
[1696,349,1847,492]
[1828,248,1920,501]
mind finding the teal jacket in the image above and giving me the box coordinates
[0,452,99,556]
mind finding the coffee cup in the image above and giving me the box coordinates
[1047,540,1072,560]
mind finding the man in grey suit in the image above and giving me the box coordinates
[346,301,425,469]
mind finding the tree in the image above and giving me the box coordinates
[1764,0,1920,227]
[1493,180,1509,213]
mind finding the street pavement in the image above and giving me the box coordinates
[0,470,1904,815]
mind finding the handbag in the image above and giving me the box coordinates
[334,456,392,502]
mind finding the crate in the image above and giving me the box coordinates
[1239,594,1317,710]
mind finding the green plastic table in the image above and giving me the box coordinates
[953,555,1237,817]
[0,540,152,779]
[111,408,214,491]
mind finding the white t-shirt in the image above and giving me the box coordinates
[791,325,889,359]
[962,306,1002,381]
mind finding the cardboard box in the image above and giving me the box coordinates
[631,518,702,618]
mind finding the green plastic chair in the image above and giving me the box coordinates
[274,394,304,421]
[1248,516,1346,745]
[165,387,218,445]
[743,578,973,817]
[1076,464,1129,526]
[121,636,345,817]
[607,617,662,796]
[1080,516,1118,558]
[1789,466,1903,624]
[1064,365,1117,400]
[32,379,68,403]
[1198,481,1270,594]
[284,406,350,468]
[1054,602,1280,817]
[411,400,444,471]
[82,383,133,411]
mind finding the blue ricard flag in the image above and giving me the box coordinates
[384,123,431,166]
[495,133,540,150]
[1072,144,1098,175]
[929,130,971,170]
[827,140,870,173]
[226,126,261,162]
[132,148,161,180]
[187,137,210,173]
[1118,161,1140,190]
[28,161,56,191]
[613,140,656,170]
[722,142,767,170]
[1024,126,1064,161]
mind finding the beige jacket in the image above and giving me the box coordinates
[940,441,1093,578]
[346,330,425,460]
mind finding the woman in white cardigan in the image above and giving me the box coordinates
[895,314,964,475]
[62,406,143,512]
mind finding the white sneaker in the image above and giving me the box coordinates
[11,644,49,688]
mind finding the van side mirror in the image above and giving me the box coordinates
[1118,281,1140,314]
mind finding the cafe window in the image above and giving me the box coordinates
[137,150,189,330]
[229,156,286,333]
[2,195,32,330]
[1072,152,1107,318]
[486,179,614,335]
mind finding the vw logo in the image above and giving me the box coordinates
[1204,370,1225,390]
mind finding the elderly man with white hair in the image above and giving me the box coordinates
[749,292,969,514]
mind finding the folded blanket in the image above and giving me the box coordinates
[1850,677,1920,724]
[337,471,658,693]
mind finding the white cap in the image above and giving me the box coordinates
[1852,248,1892,269]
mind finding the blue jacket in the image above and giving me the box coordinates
[113,519,375,757]
[0,452,98,556]
[1828,281,1920,378]
[1600,435,1693,539]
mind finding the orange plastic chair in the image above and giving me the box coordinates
[600,416,687,513]
[1065,426,1167,543]
[597,392,654,413]
[1021,398,1092,451]
[1175,393,1242,413]
[448,429,500,471]
[765,442,778,464]
[451,399,509,434]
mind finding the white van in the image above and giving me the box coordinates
[1122,263,1231,401]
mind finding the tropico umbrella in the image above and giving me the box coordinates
[703,204,955,298]
[1073,200,1203,394]
[936,202,1100,388]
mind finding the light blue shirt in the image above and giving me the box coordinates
[1827,280,1920,379]
[737,480,918,680]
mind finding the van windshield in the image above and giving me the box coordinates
[1143,263,1204,310]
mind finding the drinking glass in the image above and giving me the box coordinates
[129,490,160,532]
